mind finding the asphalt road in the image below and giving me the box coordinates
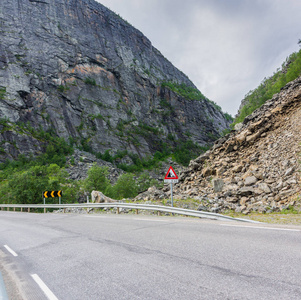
[0,211,301,300]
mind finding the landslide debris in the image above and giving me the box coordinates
[142,76,301,214]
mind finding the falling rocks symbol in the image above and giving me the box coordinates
[164,166,178,180]
[168,170,176,178]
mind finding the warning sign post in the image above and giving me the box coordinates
[164,166,178,207]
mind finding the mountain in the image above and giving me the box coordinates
[0,0,231,164]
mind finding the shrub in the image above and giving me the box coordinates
[84,77,96,86]
[57,85,70,93]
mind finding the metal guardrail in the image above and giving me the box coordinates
[0,203,260,223]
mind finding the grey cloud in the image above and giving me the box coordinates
[97,0,301,115]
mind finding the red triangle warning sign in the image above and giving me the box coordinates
[164,166,178,180]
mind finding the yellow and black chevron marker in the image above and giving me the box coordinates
[43,191,62,198]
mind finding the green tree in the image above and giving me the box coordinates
[83,164,110,193]
[108,173,138,199]
[7,166,49,204]
[136,173,161,193]
[0,164,72,204]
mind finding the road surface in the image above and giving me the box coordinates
[0,211,300,299]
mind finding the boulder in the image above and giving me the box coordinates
[238,187,254,196]
[91,191,117,203]
[244,176,258,186]
[285,167,294,177]
[240,197,249,205]
[235,129,251,144]
[189,160,201,171]
[202,167,216,177]
[258,183,272,194]
[234,123,243,131]
[212,178,224,193]
[232,164,244,173]
[197,205,208,212]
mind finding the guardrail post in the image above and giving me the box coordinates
[28,208,30,213]
[21,207,23,212]
[135,209,138,215]
[44,208,46,214]
[13,207,15,212]
[117,207,120,214]
[158,211,161,216]
[7,207,9,211]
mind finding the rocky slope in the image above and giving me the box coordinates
[154,76,301,213]
[0,0,231,162]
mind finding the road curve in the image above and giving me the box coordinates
[0,211,300,300]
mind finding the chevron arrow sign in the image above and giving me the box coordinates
[43,191,62,198]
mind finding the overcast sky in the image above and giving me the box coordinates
[96,0,301,116]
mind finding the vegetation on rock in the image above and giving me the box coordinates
[235,48,301,124]
[96,139,210,171]
[162,81,233,122]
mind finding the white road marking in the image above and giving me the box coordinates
[4,245,18,257]
[220,224,301,232]
[31,274,58,300]
[134,218,169,222]
[84,215,170,222]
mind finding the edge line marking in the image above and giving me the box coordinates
[4,245,18,257]
[31,274,58,300]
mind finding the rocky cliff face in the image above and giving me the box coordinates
[162,76,301,213]
[0,0,231,162]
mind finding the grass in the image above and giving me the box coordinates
[0,87,6,100]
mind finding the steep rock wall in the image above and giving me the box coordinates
[0,0,231,161]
